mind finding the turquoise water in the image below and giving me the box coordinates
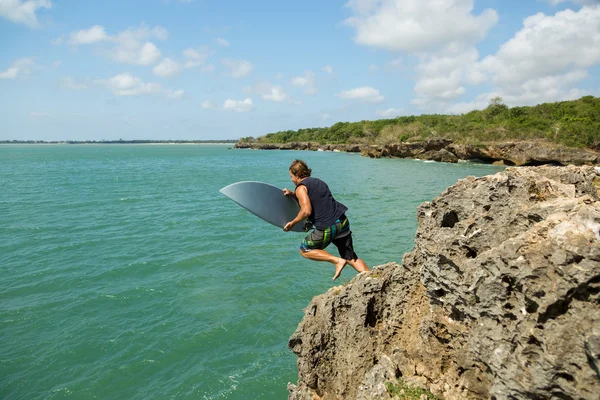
[0,145,503,399]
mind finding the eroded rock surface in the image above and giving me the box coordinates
[288,166,600,399]
[235,140,599,166]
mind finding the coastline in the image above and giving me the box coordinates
[0,142,235,146]
[235,139,600,167]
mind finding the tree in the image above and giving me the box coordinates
[489,96,504,107]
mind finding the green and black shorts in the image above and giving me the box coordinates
[300,215,358,261]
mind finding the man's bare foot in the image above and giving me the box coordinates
[332,258,347,280]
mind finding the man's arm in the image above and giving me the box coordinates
[283,188,296,199]
[284,185,311,231]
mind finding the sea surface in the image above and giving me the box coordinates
[0,144,503,399]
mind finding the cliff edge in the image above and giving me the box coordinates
[236,140,600,167]
[287,166,600,399]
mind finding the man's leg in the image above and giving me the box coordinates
[300,249,347,280]
[331,229,370,278]
[347,258,369,273]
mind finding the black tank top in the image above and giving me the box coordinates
[297,177,348,230]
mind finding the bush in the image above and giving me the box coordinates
[251,96,600,149]
[385,380,441,399]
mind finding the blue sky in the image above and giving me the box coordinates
[1,0,599,141]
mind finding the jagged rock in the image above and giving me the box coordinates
[236,140,599,167]
[288,166,600,400]
[384,140,452,159]
[361,146,384,158]
[424,139,454,151]
[341,144,362,153]
[446,143,480,160]
[481,141,599,166]
[418,149,459,163]
[384,142,426,158]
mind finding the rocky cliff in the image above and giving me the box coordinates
[287,166,600,400]
[235,140,599,167]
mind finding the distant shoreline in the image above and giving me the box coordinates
[0,141,236,145]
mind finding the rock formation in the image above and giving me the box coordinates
[287,166,600,399]
[235,140,599,167]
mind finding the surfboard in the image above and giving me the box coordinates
[219,181,309,232]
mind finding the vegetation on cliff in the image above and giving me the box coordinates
[241,96,600,150]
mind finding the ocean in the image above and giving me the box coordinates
[0,144,503,399]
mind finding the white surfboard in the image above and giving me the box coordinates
[219,181,309,232]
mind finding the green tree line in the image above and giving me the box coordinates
[241,96,600,149]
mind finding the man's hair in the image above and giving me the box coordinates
[289,159,312,178]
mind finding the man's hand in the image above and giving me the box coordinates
[283,188,294,197]
[283,221,294,232]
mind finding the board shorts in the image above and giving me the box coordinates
[300,215,358,261]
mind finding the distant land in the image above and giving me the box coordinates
[239,96,600,151]
[0,140,237,144]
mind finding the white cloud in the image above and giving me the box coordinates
[345,0,600,112]
[153,58,181,77]
[151,26,168,40]
[68,25,108,44]
[60,76,87,90]
[95,73,162,96]
[412,45,480,105]
[57,24,167,66]
[247,82,289,102]
[344,1,500,107]
[478,7,600,86]
[291,73,310,86]
[321,113,330,120]
[183,47,212,68]
[200,64,215,73]
[438,6,600,112]
[344,0,498,52]
[377,107,403,117]
[201,100,216,109]
[338,86,384,103]
[222,59,253,78]
[322,65,333,74]
[290,71,317,95]
[166,88,184,99]
[548,0,599,5]
[448,70,592,114]
[0,57,34,79]
[216,38,230,47]
[223,98,253,112]
[110,39,160,65]
[276,73,284,79]
[368,64,378,72]
[262,85,287,102]
[0,0,51,28]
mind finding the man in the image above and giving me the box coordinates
[283,159,370,280]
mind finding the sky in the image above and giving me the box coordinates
[1,0,599,141]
